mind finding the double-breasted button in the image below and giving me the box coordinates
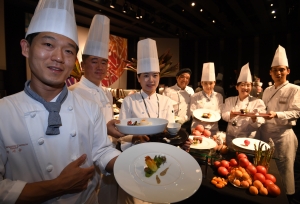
[38,138,44,145]
[68,106,73,111]
[46,165,53,172]
[70,131,76,137]
[30,112,36,118]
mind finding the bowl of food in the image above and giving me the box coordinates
[116,118,168,135]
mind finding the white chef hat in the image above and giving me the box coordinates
[271,45,289,67]
[83,15,109,59]
[237,63,252,83]
[25,0,78,46]
[137,38,160,74]
[216,73,223,81]
[201,63,215,81]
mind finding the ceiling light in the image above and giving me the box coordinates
[122,2,128,13]
[271,10,275,14]
[274,16,276,18]
[212,20,215,23]
[191,2,195,6]
[109,0,116,9]
[271,4,273,6]
[136,8,141,19]
[200,9,203,12]
[182,9,184,12]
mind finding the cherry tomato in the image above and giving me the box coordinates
[229,159,238,167]
[218,166,229,177]
[267,184,281,196]
[237,153,247,160]
[246,164,257,175]
[192,130,202,136]
[244,139,250,146]
[220,160,230,168]
[195,125,204,133]
[253,173,266,183]
[265,174,276,183]
[256,165,267,175]
[203,129,211,137]
[239,158,250,168]
[263,179,274,188]
[214,161,221,168]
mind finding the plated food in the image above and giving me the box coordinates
[115,118,168,135]
[202,112,212,119]
[144,155,166,178]
[193,109,221,122]
[114,143,202,203]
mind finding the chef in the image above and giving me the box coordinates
[118,38,192,204]
[0,1,120,203]
[259,45,300,196]
[190,62,223,136]
[68,15,123,204]
[163,68,194,127]
[222,63,265,146]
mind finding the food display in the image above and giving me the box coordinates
[127,119,150,126]
[211,177,228,188]
[202,112,212,119]
[228,167,252,188]
[192,125,211,137]
[144,155,167,178]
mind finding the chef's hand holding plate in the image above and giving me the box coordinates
[181,137,193,152]
[132,135,150,145]
[107,119,125,138]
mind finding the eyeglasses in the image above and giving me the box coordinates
[271,68,286,72]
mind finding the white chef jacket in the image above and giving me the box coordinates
[259,81,300,194]
[119,90,175,123]
[69,76,113,123]
[162,84,193,124]
[117,90,174,204]
[222,96,266,145]
[190,91,223,135]
[0,91,120,204]
[69,76,119,204]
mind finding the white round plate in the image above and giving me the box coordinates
[189,136,217,150]
[115,118,168,135]
[114,143,202,203]
[193,109,221,122]
[232,138,270,151]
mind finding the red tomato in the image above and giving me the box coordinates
[256,165,267,175]
[214,161,221,168]
[220,160,230,168]
[229,159,238,167]
[237,153,247,160]
[192,130,202,136]
[246,164,257,175]
[263,179,274,187]
[239,158,250,168]
[218,166,229,177]
[267,184,281,196]
[265,174,276,183]
[244,139,250,146]
[253,173,266,183]
[203,129,211,137]
[195,125,204,133]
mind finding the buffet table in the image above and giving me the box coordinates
[174,155,289,204]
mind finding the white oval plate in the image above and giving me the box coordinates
[232,138,270,151]
[114,143,202,203]
[189,136,217,150]
[115,118,168,135]
[193,109,221,122]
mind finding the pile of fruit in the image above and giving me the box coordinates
[213,153,281,197]
[211,176,228,188]
[192,125,211,137]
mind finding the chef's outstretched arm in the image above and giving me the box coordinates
[15,154,94,204]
